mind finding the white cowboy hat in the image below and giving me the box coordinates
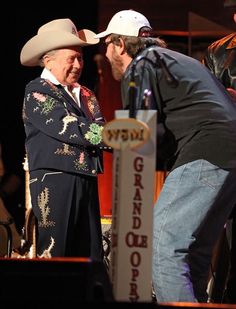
[20,18,99,66]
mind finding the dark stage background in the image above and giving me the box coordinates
[8,0,236,229]
[0,2,234,306]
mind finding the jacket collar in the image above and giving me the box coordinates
[226,34,236,49]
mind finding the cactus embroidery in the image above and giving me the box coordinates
[54,143,76,156]
[38,237,55,258]
[37,187,55,228]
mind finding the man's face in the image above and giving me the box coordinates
[104,36,125,81]
[49,47,84,85]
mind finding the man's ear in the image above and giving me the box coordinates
[118,38,126,55]
[42,55,52,70]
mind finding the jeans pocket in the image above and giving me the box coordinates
[199,160,228,189]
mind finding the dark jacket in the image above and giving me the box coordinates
[121,46,236,170]
[23,77,105,177]
[203,33,236,89]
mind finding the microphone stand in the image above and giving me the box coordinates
[128,64,137,119]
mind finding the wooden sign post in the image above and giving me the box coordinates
[102,110,157,302]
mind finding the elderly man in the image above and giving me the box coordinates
[20,18,106,258]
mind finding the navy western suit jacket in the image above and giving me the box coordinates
[23,77,105,177]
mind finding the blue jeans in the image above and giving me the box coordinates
[152,159,234,302]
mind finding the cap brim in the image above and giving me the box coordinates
[94,30,110,39]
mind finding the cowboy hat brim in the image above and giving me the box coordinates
[20,29,99,67]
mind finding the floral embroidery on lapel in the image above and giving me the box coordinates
[85,123,103,145]
[74,152,88,171]
[80,86,100,117]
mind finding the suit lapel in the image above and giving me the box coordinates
[43,79,91,119]
[57,85,86,116]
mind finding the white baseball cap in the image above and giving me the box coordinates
[95,10,151,38]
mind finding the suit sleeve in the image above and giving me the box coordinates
[23,81,105,148]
